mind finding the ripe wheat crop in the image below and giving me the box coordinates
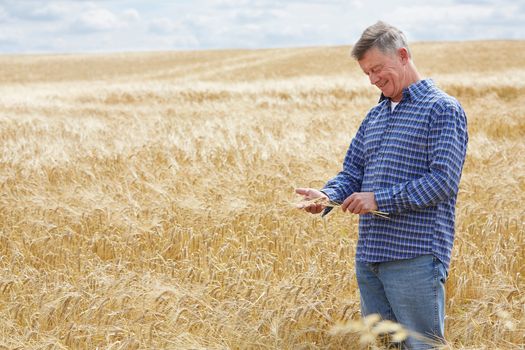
[0,41,524,349]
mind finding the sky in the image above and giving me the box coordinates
[0,0,524,54]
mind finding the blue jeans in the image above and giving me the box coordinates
[355,255,447,349]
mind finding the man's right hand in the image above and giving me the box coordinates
[295,188,329,214]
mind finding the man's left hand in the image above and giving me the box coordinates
[341,192,378,214]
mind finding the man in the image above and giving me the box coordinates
[296,21,468,349]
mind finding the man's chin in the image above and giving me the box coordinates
[377,85,388,94]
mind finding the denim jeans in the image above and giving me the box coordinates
[355,255,447,349]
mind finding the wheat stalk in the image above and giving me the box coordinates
[296,197,390,219]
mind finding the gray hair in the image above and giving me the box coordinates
[351,21,411,60]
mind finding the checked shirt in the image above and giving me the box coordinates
[321,79,468,270]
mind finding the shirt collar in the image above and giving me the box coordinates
[378,78,434,103]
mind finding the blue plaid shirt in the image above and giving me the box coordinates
[321,79,468,270]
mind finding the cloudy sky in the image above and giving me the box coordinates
[0,0,523,54]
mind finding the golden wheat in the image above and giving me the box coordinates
[0,41,523,349]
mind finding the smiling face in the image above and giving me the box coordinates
[358,46,409,102]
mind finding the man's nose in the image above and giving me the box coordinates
[369,72,380,85]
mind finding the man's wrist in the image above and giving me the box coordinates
[319,189,336,202]
[374,188,395,213]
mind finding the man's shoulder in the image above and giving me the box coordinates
[423,84,464,112]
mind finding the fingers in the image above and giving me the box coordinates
[295,188,324,214]
[295,187,328,215]
[341,193,355,212]
[295,187,318,201]
[305,203,324,214]
[348,197,359,213]
[295,187,327,199]
[328,192,378,216]
[297,202,324,213]
[295,188,310,196]
[341,193,364,214]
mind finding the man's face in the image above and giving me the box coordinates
[358,47,407,102]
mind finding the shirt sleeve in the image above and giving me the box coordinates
[321,118,367,204]
[374,101,468,214]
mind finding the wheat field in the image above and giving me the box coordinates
[0,41,524,349]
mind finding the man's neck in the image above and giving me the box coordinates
[391,64,421,102]
[405,62,422,89]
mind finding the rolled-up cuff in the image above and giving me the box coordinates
[374,187,396,214]
[320,188,340,204]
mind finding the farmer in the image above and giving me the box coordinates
[296,21,468,349]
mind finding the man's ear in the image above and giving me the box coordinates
[398,47,410,65]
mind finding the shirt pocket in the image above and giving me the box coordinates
[386,126,429,172]
[397,131,427,151]
[389,116,429,152]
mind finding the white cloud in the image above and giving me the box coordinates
[123,8,140,22]
[3,1,67,21]
[212,0,250,6]
[0,6,8,22]
[212,0,282,8]
[172,34,201,48]
[385,1,525,41]
[26,3,70,21]
[149,18,182,34]
[390,3,490,23]
[71,7,123,32]
[0,0,522,53]
[233,7,284,23]
[351,1,365,9]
